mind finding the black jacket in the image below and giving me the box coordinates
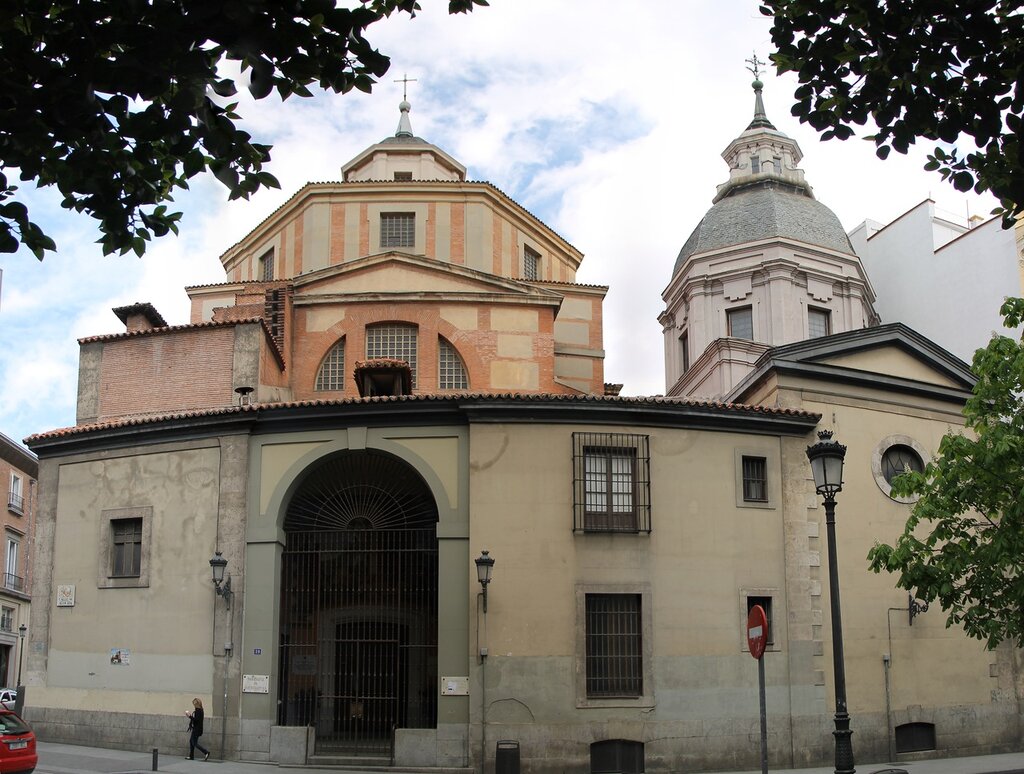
[188,708,204,735]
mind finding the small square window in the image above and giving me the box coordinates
[741,456,768,502]
[393,171,413,181]
[808,307,831,339]
[523,246,540,280]
[727,307,753,340]
[381,213,415,248]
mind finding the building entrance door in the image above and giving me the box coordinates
[277,451,438,756]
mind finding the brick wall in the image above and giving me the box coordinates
[96,328,237,420]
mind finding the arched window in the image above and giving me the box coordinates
[366,323,418,387]
[438,337,468,390]
[314,338,345,391]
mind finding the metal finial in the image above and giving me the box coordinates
[745,52,765,81]
[394,73,418,101]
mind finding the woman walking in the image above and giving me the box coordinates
[185,697,210,761]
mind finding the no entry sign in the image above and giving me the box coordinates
[747,604,768,660]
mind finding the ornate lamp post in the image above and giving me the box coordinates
[474,550,495,613]
[806,430,854,774]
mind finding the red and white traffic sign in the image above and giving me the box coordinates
[747,605,768,660]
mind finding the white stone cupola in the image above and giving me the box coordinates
[660,78,879,400]
[341,100,467,182]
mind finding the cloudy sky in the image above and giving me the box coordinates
[0,1,999,446]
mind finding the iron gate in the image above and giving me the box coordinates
[277,451,439,755]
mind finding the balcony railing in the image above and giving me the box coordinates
[3,574,24,593]
[7,492,22,515]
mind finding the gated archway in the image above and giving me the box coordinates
[277,450,438,755]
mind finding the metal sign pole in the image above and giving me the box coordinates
[758,655,768,774]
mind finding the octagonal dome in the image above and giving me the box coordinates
[673,182,855,275]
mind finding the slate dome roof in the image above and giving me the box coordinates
[673,182,855,276]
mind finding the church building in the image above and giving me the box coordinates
[22,85,1022,774]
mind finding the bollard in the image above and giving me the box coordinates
[152,747,158,771]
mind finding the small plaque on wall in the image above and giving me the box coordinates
[56,585,75,607]
[242,674,270,694]
[440,676,469,696]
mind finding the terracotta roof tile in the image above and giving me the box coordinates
[25,392,819,444]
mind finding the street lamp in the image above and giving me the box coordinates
[475,550,495,613]
[806,429,853,774]
[16,624,26,688]
[209,551,233,608]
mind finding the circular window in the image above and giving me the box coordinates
[881,444,924,484]
[871,435,929,503]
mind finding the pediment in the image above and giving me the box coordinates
[729,323,976,404]
[293,252,561,302]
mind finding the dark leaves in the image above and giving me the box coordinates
[0,0,486,258]
[764,0,1024,224]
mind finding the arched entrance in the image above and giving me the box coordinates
[277,450,438,755]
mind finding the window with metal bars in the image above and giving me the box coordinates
[727,306,753,340]
[259,248,274,281]
[366,323,418,387]
[380,213,415,248]
[808,307,831,339]
[112,518,143,577]
[573,433,650,532]
[523,246,540,280]
[315,339,345,391]
[741,455,768,503]
[585,594,643,698]
[438,337,468,389]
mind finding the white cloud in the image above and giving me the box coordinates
[0,0,999,442]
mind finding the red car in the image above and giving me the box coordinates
[0,710,35,773]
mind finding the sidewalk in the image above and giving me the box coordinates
[35,741,1024,774]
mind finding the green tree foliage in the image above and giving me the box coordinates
[867,298,1024,649]
[0,0,486,259]
[763,1,1024,224]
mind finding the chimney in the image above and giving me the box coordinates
[112,302,168,333]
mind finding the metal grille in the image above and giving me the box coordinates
[380,213,415,248]
[808,308,831,338]
[315,339,346,391]
[523,247,540,280]
[366,324,418,388]
[591,740,645,774]
[742,456,768,502]
[279,452,438,755]
[727,307,753,340]
[585,594,642,697]
[438,338,468,390]
[572,433,650,533]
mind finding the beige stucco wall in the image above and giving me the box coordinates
[36,444,223,714]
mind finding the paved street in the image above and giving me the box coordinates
[31,740,1024,774]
